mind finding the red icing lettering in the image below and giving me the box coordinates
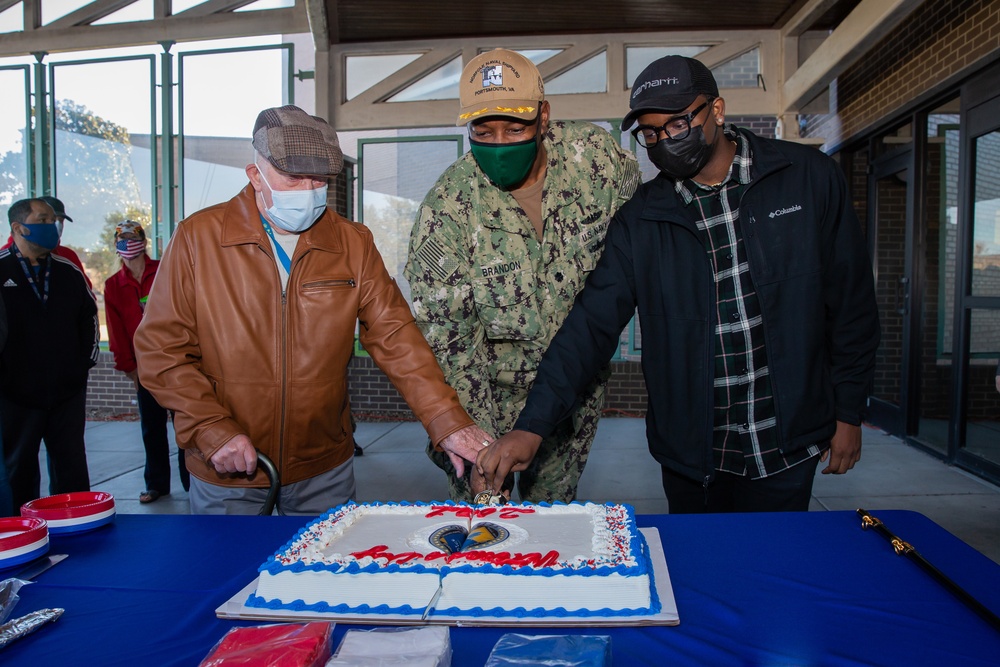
[351,545,448,565]
[425,506,473,519]
[446,549,559,568]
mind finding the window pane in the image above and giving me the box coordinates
[388,50,559,104]
[972,128,1000,296]
[0,3,23,33]
[360,138,461,301]
[546,51,606,95]
[348,53,422,101]
[51,59,154,286]
[0,67,29,220]
[42,0,90,24]
[626,46,708,87]
[180,47,288,215]
[92,0,153,25]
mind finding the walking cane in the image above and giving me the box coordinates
[255,450,282,516]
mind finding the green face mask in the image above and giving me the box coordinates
[469,135,539,189]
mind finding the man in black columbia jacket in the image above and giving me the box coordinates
[475,56,879,513]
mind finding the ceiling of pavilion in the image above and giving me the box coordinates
[323,0,863,44]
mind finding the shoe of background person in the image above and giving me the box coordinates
[354,444,364,457]
[139,490,164,504]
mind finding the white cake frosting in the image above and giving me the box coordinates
[246,501,660,618]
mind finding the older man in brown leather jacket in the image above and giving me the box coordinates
[135,106,489,515]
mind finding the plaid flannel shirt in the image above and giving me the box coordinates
[676,127,821,479]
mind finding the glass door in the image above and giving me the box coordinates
[956,85,1000,480]
[868,149,912,435]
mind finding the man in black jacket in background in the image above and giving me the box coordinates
[475,56,880,513]
[1,198,98,510]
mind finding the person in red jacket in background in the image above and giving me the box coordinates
[104,220,188,503]
[1,196,91,289]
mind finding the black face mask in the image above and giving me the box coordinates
[645,123,717,180]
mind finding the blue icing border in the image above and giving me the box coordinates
[251,499,661,616]
[245,593,661,618]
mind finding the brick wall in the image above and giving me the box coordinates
[86,352,139,416]
[344,356,648,418]
[806,0,1000,148]
[86,351,651,418]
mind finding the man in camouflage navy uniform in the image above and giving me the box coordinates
[405,49,640,503]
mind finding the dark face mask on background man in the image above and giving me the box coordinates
[646,120,719,181]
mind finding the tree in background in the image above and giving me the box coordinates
[0,100,145,259]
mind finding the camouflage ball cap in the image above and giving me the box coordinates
[252,105,344,176]
[457,49,545,126]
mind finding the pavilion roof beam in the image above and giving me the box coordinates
[782,0,925,113]
[779,0,843,37]
[0,0,20,13]
[0,8,308,57]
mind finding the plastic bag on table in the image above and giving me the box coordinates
[0,579,29,624]
[484,634,612,667]
[198,621,333,667]
[326,625,451,667]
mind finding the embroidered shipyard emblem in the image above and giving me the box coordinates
[483,64,503,88]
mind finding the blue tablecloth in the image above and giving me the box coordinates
[2,510,999,666]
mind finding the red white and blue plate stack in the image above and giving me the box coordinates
[0,517,49,570]
[21,491,116,535]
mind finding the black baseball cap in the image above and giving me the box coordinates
[621,56,719,130]
[40,196,73,221]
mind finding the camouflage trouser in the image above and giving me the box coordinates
[428,375,606,503]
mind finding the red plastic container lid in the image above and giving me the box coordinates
[21,491,116,521]
[0,516,48,551]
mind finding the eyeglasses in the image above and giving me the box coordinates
[630,101,710,148]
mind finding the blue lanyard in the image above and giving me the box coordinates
[12,242,51,305]
[260,215,293,275]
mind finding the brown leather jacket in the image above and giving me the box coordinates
[134,185,473,487]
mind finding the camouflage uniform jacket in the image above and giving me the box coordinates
[406,120,640,435]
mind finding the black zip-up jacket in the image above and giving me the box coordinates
[514,128,880,484]
[0,248,99,409]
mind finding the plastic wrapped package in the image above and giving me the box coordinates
[484,634,612,667]
[199,621,333,667]
[326,625,451,667]
[0,578,28,623]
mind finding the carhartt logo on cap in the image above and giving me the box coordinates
[620,55,720,131]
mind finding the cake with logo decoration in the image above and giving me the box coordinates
[246,500,660,618]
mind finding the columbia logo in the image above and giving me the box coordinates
[2,278,16,288]
[769,204,802,219]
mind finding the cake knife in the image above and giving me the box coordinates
[12,554,68,582]
[420,579,443,621]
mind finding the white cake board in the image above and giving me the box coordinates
[217,528,679,627]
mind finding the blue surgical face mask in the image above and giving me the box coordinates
[21,223,60,250]
[256,159,328,233]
